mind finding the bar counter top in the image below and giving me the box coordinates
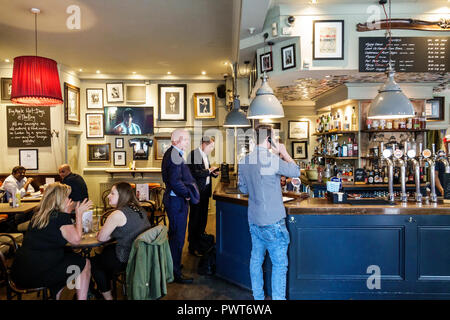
[213,182,450,215]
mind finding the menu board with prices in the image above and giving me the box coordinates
[359,37,449,73]
[7,105,51,147]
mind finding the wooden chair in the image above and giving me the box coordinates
[0,234,49,300]
[147,187,167,227]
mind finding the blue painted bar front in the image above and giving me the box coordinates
[214,184,450,299]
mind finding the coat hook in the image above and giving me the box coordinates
[51,129,59,138]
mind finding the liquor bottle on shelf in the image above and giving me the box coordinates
[408,167,414,184]
[368,169,374,184]
[383,166,389,184]
[344,114,350,131]
[420,112,426,129]
[353,139,358,156]
[406,117,413,130]
[413,112,420,130]
[342,142,348,157]
[347,138,353,157]
[374,167,380,184]
[393,167,400,184]
[351,107,357,131]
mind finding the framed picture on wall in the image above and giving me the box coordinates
[115,137,124,149]
[1,78,12,101]
[292,141,308,159]
[19,149,38,170]
[154,136,172,160]
[313,20,344,60]
[193,92,216,119]
[113,151,126,166]
[106,83,124,103]
[425,97,445,121]
[158,84,187,121]
[86,88,103,109]
[87,143,111,162]
[288,120,309,140]
[259,51,273,73]
[86,113,104,138]
[64,82,80,125]
[281,44,296,70]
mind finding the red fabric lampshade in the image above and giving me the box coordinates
[11,56,63,106]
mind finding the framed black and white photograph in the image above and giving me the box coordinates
[158,84,187,121]
[154,136,172,160]
[64,82,80,125]
[1,78,12,101]
[115,137,124,149]
[86,113,104,138]
[126,84,146,104]
[292,141,308,159]
[425,97,445,121]
[259,51,273,73]
[106,83,124,103]
[87,143,111,162]
[281,44,296,70]
[19,149,38,170]
[113,151,126,166]
[313,20,344,60]
[193,92,216,119]
[86,88,103,109]
[288,120,309,140]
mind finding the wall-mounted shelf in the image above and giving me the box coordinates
[361,129,428,133]
[313,130,359,136]
[313,154,359,160]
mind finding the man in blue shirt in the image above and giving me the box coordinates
[113,108,142,135]
[238,125,300,300]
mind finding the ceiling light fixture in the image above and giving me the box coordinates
[367,0,415,120]
[11,8,63,106]
[167,71,171,75]
[201,71,206,75]
[96,70,100,74]
[5,59,10,63]
[248,37,284,119]
[223,62,251,128]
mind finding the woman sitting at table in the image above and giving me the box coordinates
[11,182,93,300]
[92,181,150,300]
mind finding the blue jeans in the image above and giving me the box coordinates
[249,218,290,300]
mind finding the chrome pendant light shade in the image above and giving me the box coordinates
[367,67,415,120]
[247,73,284,119]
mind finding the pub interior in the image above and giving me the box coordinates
[0,0,449,301]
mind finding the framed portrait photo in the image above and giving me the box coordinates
[19,149,38,170]
[194,92,216,119]
[281,44,296,70]
[288,120,309,140]
[154,136,172,160]
[126,84,146,104]
[425,97,445,121]
[113,151,127,166]
[158,84,187,121]
[87,143,111,163]
[313,20,344,60]
[292,141,308,159]
[86,113,104,138]
[64,82,80,125]
[259,51,273,74]
[106,83,124,103]
[86,88,103,109]
[1,78,12,101]
[115,137,124,149]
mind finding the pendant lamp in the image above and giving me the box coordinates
[247,72,284,119]
[10,8,62,106]
[223,96,251,127]
[367,0,414,119]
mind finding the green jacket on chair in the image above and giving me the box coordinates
[126,225,174,300]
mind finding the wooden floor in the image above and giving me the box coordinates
[0,209,253,300]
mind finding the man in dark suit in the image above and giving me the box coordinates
[161,129,196,284]
[187,136,218,256]
[58,164,89,203]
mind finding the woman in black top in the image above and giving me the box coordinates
[11,182,93,299]
[91,182,150,300]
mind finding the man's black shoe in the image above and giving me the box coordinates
[174,274,194,284]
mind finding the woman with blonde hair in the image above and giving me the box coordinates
[11,182,93,300]
[91,181,150,300]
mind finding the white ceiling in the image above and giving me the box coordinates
[0,0,234,78]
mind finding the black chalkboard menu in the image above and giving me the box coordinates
[7,106,51,147]
[359,37,449,73]
[354,168,366,184]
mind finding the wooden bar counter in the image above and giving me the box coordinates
[213,181,450,299]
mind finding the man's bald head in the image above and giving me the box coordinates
[171,129,190,151]
[58,164,72,180]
